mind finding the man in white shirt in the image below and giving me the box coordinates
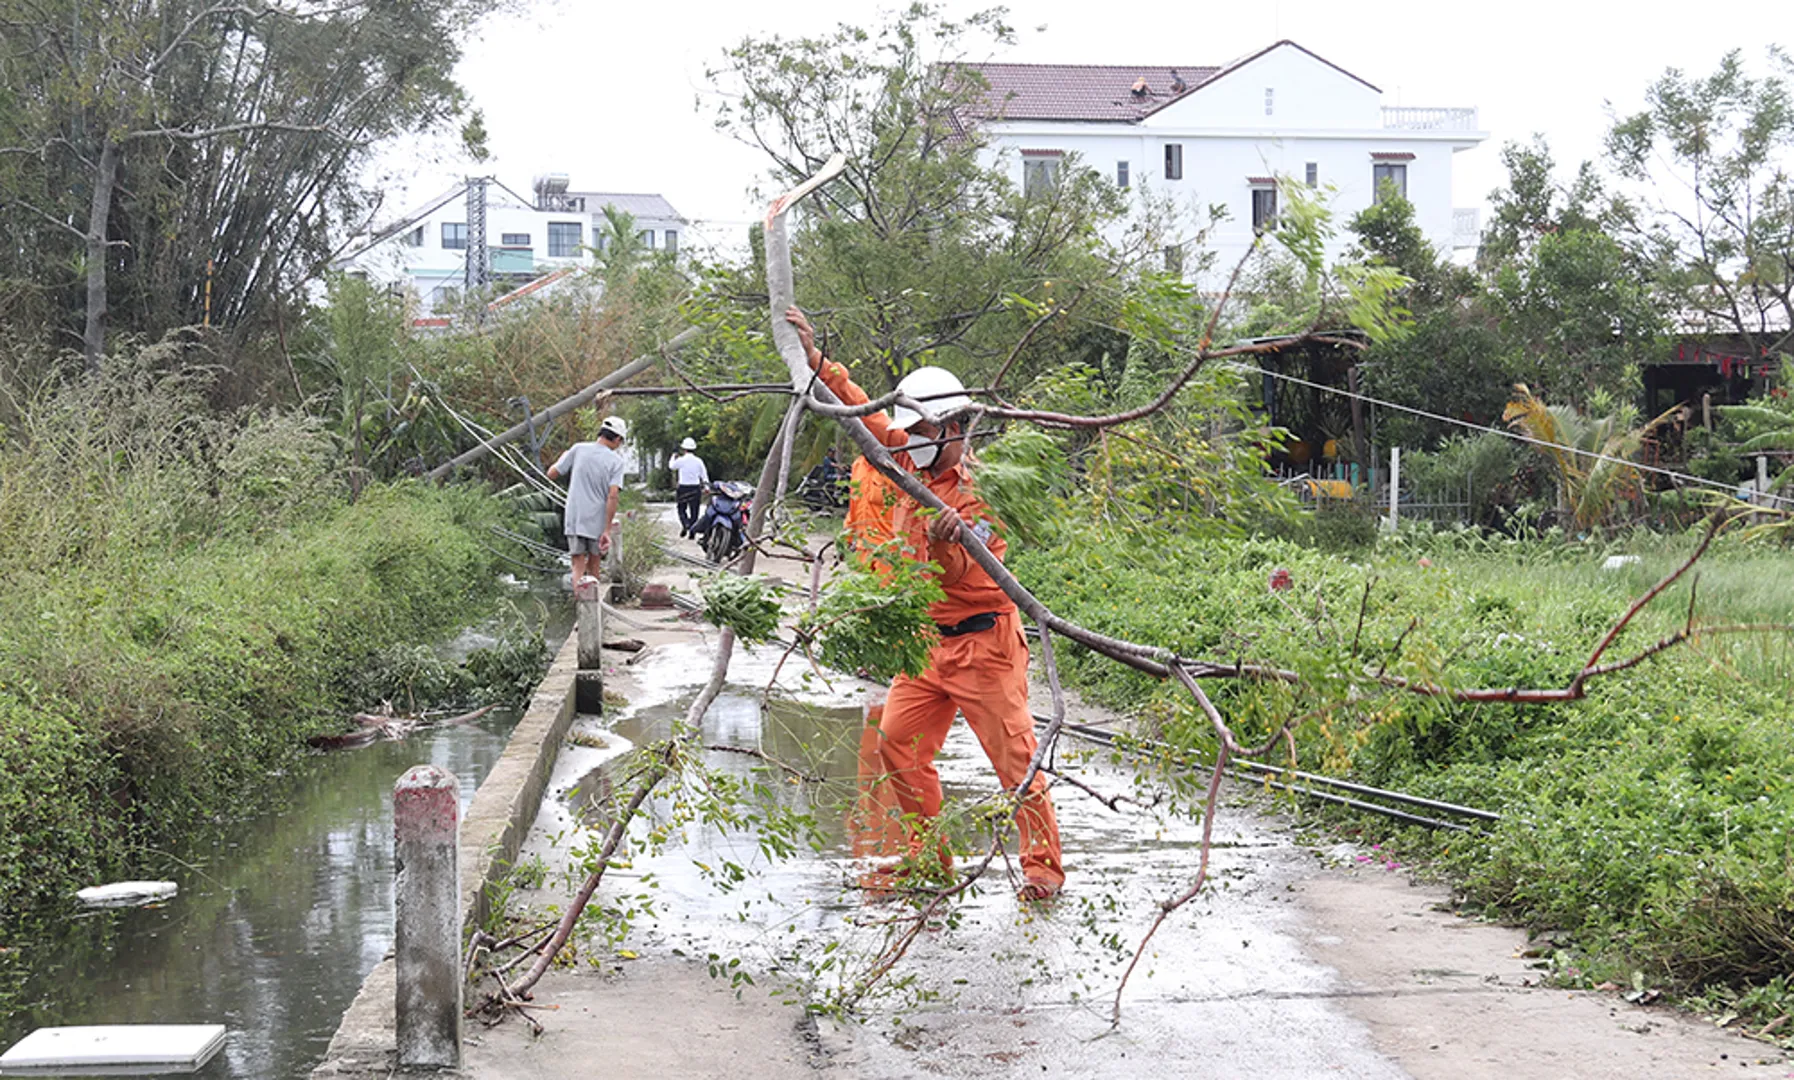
[547,416,629,585]
[670,436,710,538]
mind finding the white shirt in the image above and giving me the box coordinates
[672,453,709,487]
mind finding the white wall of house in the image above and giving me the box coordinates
[978,45,1485,285]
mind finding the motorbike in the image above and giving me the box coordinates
[698,480,755,564]
[796,462,848,511]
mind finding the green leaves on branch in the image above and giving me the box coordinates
[701,573,786,646]
[972,427,1070,548]
[797,556,944,682]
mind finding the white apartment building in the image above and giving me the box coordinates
[335,175,685,312]
[967,41,1488,280]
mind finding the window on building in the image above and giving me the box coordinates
[638,229,655,249]
[1305,162,1318,187]
[500,232,531,247]
[1164,244,1184,276]
[441,222,467,250]
[429,285,459,312]
[1164,143,1183,180]
[664,230,678,254]
[1251,187,1278,234]
[1117,160,1130,189]
[1022,154,1061,197]
[402,226,424,247]
[1373,162,1408,201]
[547,221,582,257]
[1265,87,1274,116]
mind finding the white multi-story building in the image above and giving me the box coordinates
[335,175,685,312]
[966,41,1488,280]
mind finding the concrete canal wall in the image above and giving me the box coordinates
[311,633,583,1077]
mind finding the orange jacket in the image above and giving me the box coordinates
[815,360,1015,626]
[845,455,899,561]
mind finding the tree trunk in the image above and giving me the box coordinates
[83,137,121,372]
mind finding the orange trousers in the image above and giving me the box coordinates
[877,610,1065,889]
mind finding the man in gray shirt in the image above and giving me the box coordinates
[546,415,629,585]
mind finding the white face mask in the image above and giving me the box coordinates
[904,432,938,470]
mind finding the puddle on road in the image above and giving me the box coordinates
[511,635,1410,1077]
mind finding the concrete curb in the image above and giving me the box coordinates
[311,634,582,1077]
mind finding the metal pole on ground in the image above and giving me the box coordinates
[393,765,461,1069]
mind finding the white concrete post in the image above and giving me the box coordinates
[1758,455,1771,507]
[394,765,461,1069]
[574,576,605,713]
[1386,446,1401,531]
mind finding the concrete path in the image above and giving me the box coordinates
[464,517,1789,1079]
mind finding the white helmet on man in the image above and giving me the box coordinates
[599,415,628,440]
[888,366,971,431]
[680,436,697,450]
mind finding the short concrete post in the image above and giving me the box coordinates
[574,576,605,713]
[1385,446,1401,531]
[394,765,460,1069]
[1758,455,1771,508]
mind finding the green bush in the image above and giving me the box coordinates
[1014,526,1794,998]
[0,483,507,917]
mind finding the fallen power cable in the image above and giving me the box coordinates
[659,577,1496,831]
[1044,718,1497,832]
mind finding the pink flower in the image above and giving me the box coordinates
[1268,567,1293,592]
[1418,557,1433,569]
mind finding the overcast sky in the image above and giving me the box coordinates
[396,0,1785,257]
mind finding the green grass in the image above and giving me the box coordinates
[1013,525,1794,1009]
[0,483,507,919]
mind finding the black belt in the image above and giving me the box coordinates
[936,612,1000,638]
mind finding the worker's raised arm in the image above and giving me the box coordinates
[785,307,905,450]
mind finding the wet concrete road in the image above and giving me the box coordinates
[504,631,1411,1078]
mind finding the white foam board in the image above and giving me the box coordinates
[74,882,178,908]
[0,1025,226,1074]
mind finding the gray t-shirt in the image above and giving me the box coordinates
[552,442,627,539]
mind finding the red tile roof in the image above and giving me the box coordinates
[965,63,1219,122]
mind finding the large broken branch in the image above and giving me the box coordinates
[426,326,702,480]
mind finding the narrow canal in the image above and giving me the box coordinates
[0,584,572,1077]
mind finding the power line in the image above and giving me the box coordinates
[1222,359,1787,505]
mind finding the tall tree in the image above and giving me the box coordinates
[706,3,1154,391]
[0,0,492,369]
[1606,48,1794,360]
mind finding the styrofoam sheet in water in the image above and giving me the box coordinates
[74,881,177,908]
[0,1025,226,1075]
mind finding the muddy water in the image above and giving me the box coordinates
[0,588,573,1078]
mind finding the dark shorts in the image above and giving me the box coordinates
[567,534,603,555]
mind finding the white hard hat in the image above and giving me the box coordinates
[680,436,697,450]
[599,415,628,439]
[889,366,971,431]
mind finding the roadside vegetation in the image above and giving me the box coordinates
[1016,525,1794,1007]
[0,343,516,925]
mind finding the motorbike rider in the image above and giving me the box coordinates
[785,307,1065,902]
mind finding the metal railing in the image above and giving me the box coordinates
[1382,106,1479,131]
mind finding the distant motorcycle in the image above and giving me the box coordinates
[796,462,848,511]
[696,480,755,563]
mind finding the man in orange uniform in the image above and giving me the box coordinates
[787,308,1065,901]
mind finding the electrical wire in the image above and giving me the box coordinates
[1223,358,1790,507]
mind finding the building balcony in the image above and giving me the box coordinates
[1382,106,1479,131]
[1451,207,1482,250]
